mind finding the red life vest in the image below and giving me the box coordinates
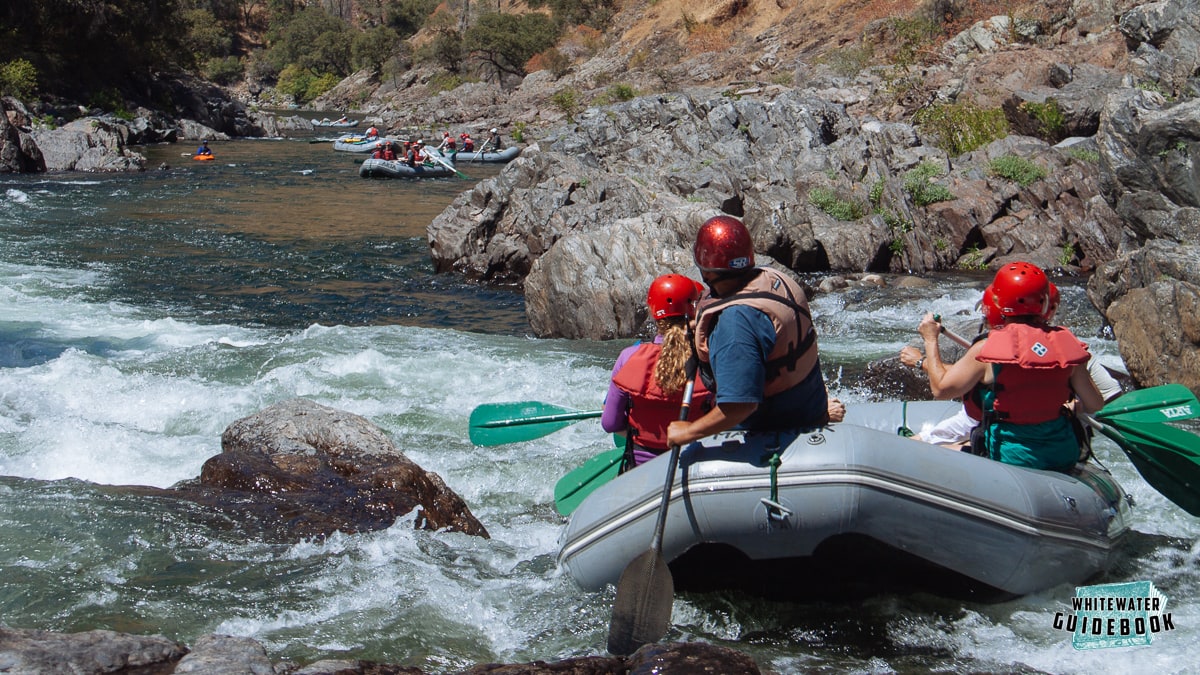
[977,322,1091,424]
[612,343,712,451]
[693,268,818,396]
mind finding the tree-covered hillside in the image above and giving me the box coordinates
[0,0,617,112]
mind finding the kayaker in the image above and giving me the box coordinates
[916,262,1104,470]
[195,139,213,156]
[666,215,843,448]
[601,274,714,471]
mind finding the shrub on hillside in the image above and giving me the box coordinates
[203,57,244,85]
[989,154,1048,186]
[0,59,37,99]
[913,101,1008,156]
[527,48,572,78]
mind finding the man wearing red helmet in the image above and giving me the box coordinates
[666,215,841,447]
[916,262,1104,469]
[602,274,713,469]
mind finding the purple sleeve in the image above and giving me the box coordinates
[601,344,640,432]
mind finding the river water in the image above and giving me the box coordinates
[0,132,1196,673]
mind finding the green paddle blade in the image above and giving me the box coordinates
[554,448,624,516]
[468,401,601,446]
[1095,383,1199,424]
[1097,418,1200,516]
[607,548,674,656]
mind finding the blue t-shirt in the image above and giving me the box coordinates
[708,304,827,430]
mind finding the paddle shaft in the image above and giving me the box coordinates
[648,379,695,552]
[932,315,972,348]
[477,409,601,429]
[423,146,467,178]
[607,359,698,655]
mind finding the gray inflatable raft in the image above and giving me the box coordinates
[557,400,1133,599]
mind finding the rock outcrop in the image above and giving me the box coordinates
[0,627,760,675]
[422,1,1200,392]
[187,398,490,540]
[106,399,488,541]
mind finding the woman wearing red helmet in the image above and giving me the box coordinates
[666,215,843,447]
[915,262,1104,469]
[601,274,714,470]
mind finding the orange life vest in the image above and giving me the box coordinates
[977,322,1091,424]
[693,268,818,396]
[612,343,711,451]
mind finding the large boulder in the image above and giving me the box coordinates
[29,117,146,172]
[432,88,1127,338]
[0,627,186,673]
[1,97,46,173]
[173,398,488,540]
[1088,241,1200,391]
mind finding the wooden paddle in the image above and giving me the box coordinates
[469,401,601,446]
[606,360,697,656]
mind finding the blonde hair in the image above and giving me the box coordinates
[654,317,692,395]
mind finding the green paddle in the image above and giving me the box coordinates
[1094,383,1198,424]
[423,146,469,179]
[554,447,624,516]
[1087,415,1200,516]
[469,401,601,446]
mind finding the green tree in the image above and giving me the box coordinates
[526,0,617,30]
[266,6,352,76]
[385,0,439,36]
[464,12,559,79]
[352,25,401,74]
[184,8,235,65]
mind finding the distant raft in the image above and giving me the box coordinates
[312,118,358,128]
[359,158,457,179]
[333,136,393,152]
[430,146,521,163]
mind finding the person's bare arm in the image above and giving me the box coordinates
[667,401,757,446]
[927,341,988,399]
[1070,365,1106,414]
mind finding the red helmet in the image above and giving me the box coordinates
[980,284,1004,328]
[1043,282,1060,322]
[694,216,754,273]
[990,262,1049,317]
[647,274,701,320]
